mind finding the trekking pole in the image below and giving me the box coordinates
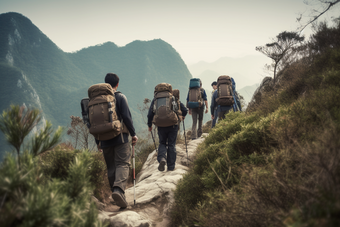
[150,130,157,153]
[231,90,239,112]
[234,90,242,112]
[132,145,136,205]
[183,121,188,163]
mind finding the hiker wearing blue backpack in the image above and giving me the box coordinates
[210,75,240,123]
[186,79,208,140]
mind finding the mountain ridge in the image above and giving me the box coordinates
[0,12,193,159]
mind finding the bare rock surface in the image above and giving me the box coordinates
[98,133,207,227]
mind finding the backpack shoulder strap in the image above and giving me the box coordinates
[200,88,205,97]
[114,91,122,118]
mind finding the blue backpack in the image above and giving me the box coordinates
[187,78,203,108]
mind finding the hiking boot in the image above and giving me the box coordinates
[112,187,128,208]
[158,158,166,171]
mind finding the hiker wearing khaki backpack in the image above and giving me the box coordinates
[87,73,138,209]
[147,83,187,171]
[211,81,218,128]
[172,89,188,129]
[186,78,208,140]
[210,75,239,122]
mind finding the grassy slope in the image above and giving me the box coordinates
[170,22,340,227]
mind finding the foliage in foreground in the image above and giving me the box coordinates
[0,105,106,227]
[0,148,106,227]
[170,21,340,227]
[0,105,63,165]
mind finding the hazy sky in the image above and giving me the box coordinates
[0,0,338,64]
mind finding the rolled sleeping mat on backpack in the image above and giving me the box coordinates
[189,78,201,88]
[154,83,172,94]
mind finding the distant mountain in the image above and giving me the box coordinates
[238,83,260,107]
[188,55,269,90]
[195,69,219,91]
[0,12,192,159]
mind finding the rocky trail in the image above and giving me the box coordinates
[96,134,207,227]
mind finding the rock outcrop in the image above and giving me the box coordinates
[98,134,207,227]
[247,76,272,109]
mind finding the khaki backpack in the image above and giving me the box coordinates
[216,75,234,106]
[172,89,182,122]
[152,83,179,127]
[87,83,121,140]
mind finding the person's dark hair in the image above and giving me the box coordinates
[211,81,217,86]
[105,73,119,87]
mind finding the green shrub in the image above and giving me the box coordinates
[270,85,340,145]
[204,112,258,145]
[40,148,78,180]
[0,105,106,226]
[174,125,340,227]
[40,147,107,201]
[0,151,105,227]
[193,113,275,191]
[170,169,206,226]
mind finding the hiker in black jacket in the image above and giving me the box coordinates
[147,92,188,172]
[96,73,138,208]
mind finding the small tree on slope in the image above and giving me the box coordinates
[0,105,63,167]
[256,31,305,85]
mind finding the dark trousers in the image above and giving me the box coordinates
[191,107,204,139]
[211,108,218,128]
[102,142,131,192]
[157,125,178,170]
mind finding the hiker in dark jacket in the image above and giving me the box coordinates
[210,90,233,121]
[211,81,218,128]
[147,95,187,172]
[96,73,138,208]
[187,80,208,139]
[210,77,237,121]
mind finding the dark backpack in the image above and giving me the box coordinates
[187,78,203,108]
[216,75,234,106]
[85,83,121,140]
[152,83,179,127]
